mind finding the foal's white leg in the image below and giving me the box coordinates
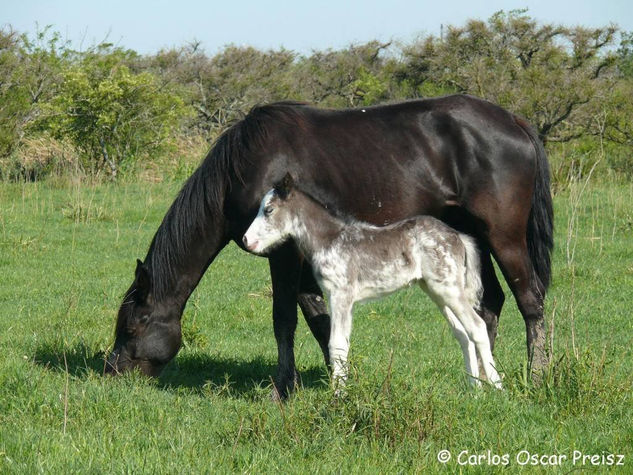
[328,293,354,394]
[441,306,480,386]
[424,280,502,389]
[448,300,502,389]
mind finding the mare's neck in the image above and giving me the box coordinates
[146,217,227,309]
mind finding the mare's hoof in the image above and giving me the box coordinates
[271,370,301,402]
[271,387,287,402]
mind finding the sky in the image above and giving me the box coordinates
[2,0,632,55]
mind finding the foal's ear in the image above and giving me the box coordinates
[134,259,151,302]
[274,172,294,199]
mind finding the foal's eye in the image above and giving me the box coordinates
[264,206,273,216]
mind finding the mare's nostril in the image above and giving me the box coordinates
[242,235,248,247]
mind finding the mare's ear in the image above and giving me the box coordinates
[274,173,294,200]
[134,259,151,302]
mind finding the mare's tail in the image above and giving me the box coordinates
[515,117,554,290]
[458,234,484,310]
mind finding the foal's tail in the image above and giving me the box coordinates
[458,234,484,310]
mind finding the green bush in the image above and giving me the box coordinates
[2,15,633,182]
[40,52,189,178]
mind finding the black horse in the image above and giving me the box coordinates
[107,95,553,398]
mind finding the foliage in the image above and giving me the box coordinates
[0,29,28,158]
[145,44,296,136]
[2,11,633,181]
[39,46,188,178]
[617,31,633,77]
[399,9,618,143]
[292,41,392,107]
[0,27,68,163]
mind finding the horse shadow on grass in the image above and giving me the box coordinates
[160,353,328,397]
[33,342,328,398]
[33,341,107,376]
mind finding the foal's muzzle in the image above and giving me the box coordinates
[242,234,258,252]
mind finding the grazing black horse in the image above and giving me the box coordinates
[107,95,553,398]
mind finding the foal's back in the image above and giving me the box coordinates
[326,216,475,303]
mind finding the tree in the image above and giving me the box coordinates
[0,26,67,159]
[617,31,633,77]
[0,28,27,158]
[146,44,296,137]
[42,45,187,178]
[598,34,633,149]
[399,10,618,143]
[293,41,392,107]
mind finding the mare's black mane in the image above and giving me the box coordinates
[146,101,309,299]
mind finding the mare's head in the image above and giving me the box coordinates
[242,173,297,254]
[105,259,182,377]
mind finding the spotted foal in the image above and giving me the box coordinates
[243,174,502,391]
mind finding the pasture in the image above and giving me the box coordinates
[0,178,631,472]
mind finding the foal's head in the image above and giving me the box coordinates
[243,173,297,254]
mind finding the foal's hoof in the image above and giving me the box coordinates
[333,387,348,399]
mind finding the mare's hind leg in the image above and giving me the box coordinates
[269,243,303,400]
[489,234,548,377]
[297,262,331,368]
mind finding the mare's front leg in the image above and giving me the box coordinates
[328,293,354,394]
[297,262,331,368]
[269,243,303,400]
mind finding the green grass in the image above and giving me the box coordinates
[1,179,632,473]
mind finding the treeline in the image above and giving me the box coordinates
[1,10,632,182]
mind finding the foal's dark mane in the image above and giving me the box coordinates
[290,185,360,226]
[146,101,309,300]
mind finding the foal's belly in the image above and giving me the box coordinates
[355,277,418,304]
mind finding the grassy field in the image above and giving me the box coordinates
[0,178,631,473]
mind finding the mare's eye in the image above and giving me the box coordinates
[264,206,273,216]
